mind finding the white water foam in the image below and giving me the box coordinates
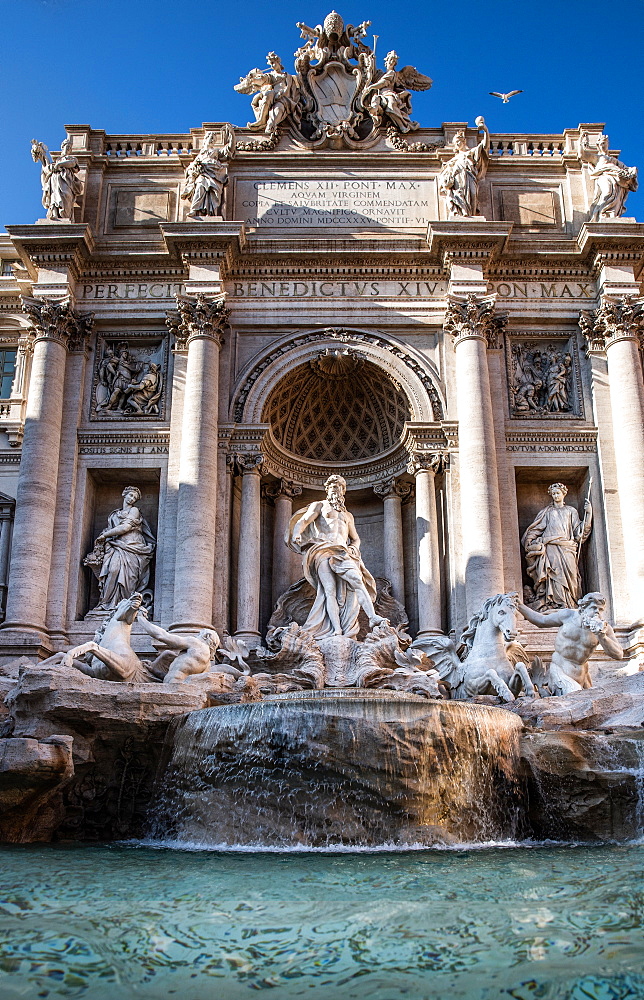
[128,837,579,853]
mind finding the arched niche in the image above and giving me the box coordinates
[230,328,445,489]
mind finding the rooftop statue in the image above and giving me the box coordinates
[438,118,490,218]
[234,11,431,146]
[31,137,83,222]
[521,482,592,611]
[234,53,302,134]
[181,125,235,219]
[286,474,387,640]
[580,132,638,222]
[518,592,623,696]
[362,50,431,133]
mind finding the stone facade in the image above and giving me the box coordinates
[0,12,643,670]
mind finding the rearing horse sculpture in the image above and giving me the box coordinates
[413,592,538,702]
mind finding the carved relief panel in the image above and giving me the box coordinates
[90,334,168,421]
[506,334,583,420]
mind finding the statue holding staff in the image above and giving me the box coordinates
[522,482,592,610]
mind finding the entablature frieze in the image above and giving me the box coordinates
[505,426,598,454]
[77,430,170,455]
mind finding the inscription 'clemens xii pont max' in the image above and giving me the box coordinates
[234,179,432,227]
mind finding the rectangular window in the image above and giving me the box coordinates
[1,261,16,276]
[0,350,16,398]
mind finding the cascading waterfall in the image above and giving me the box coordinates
[150,690,527,848]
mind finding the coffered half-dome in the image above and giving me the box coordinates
[263,349,411,463]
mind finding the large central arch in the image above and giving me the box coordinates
[230,327,447,489]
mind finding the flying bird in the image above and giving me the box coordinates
[489,90,523,103]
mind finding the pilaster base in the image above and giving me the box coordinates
[169,622,215,635]
[233,630,263,650]
[0,625,54,660]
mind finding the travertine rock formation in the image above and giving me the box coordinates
[523,728,644,842]
[0,735,73,841]
[1,664,260,841]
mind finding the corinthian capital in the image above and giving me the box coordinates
[579,295,644,355]
[174,293,229,349]
[235,451,265,476]
[21,296,94,352]
[407,451,447,476]
[373,478,412,501]
[444,293,507,349]
[264,479,303,502]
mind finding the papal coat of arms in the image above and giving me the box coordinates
[234,10,432,147]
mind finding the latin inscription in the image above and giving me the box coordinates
[492,281,595,299]
[80,282,185,300]
[230,280,447,298]
[235,179,433,228]
[229,280,595,300]
[77,279,595,302]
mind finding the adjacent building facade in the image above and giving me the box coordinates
[1,13,643,666]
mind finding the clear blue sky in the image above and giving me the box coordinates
[3,0,644,230]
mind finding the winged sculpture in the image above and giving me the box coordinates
[362,51,433,133]
[234,13,433,145]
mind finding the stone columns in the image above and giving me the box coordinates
[2,298,93,646]
[171,294,229,630]
[266,480,303,607]
[235,453,265,647]
[0,496,15,622]
[373,478,410,605]
[580,296,644,620]
[406,456,443,637]
[444,294,507,616]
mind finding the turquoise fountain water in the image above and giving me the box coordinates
[0,842,643,999]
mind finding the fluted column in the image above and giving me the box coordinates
[407,455,443,637]
[445,294,506,616]
[172,294,228,630]
[235,453,264,647]
[373,478,410,605]
[266,480,302,607]
[2,298,93,644]
[580,297,644,620]
[0,496,15,623]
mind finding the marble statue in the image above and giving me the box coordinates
[135,612,220,684]
[438,118,490,218]
[286,475,387,640]
[123,363,162,415]
[234,53,301,134]
[414,593,537,702]
[181,125,235,219]
[234,13,431,145]
[518,592,623,695]
[362,50,432,133]
[510,343,573,416]
[84,487,156,612]
[522,483,592,610]
[580,132,638,222]
[98,343,139,412]
[31,137,83,222]
[45,593,160,682]
[95,342,164,417]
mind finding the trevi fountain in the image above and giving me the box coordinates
[0,10,643,999]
